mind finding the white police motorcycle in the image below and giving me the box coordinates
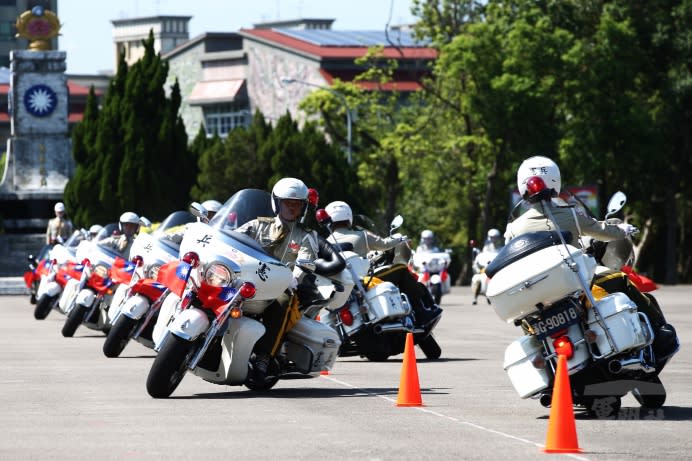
[486,182,678,417]
[145,189,343,398]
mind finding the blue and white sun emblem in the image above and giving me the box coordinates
[23,84,57,117]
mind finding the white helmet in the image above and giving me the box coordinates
[517,156,561,198]
[421,229,434,239]
[271,177,309,214]
[487,228,501,239]
[89,224,103,235]
[201,199,222,214]
[325,201,353,226]
[54,202,65,212]
[119,211,141,233]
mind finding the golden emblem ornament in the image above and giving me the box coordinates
[15,6,61,51]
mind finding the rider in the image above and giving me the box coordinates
[416,229,440,253]
[98,212,142,259]
[88,224,104,240]
[324,200,442,327]
[46,202,73,245]
[237,178,343,383]
[200,199,222,220]
[504,156,636,243]
[482,228,503,252]
[505,155,675,359]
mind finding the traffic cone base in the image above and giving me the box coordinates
[543,354,582,453]
[320,370,330,375]
[396,332,423,407]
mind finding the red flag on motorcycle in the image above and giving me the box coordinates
[23,270,34,289]
[196,282,237,317]
[621,265,658,292]
[157,260,192,297]
[130,278,167,301]
[87,272,113,294]
[110,257,136,284]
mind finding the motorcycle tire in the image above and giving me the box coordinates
[102,316,137,358]
[61,304,87,337]
[632,375,666,409]
[146,334,195,398]
[418,334,442,360]
[245,361,280,392]
[34,294,57,320]
[431,283,442,305]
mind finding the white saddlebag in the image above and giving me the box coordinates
[285,317,341,373]
[487,245,596,323]
[365,282,409,321]
[503,335,550,399]
[587,292,652,358]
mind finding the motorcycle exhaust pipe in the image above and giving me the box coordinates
[372,322,409,335]
[607,356,654,374]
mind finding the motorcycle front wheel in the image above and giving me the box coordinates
[61,304,87,337]
[102,316,137,358]
[34,293,57,320]
[430,283,442,305]
[146,335,194,398]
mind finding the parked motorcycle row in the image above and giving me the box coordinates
[23,188,445,398]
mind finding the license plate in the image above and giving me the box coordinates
[532,303,581,340]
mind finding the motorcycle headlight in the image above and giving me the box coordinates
[94,264,109,278]
[204,263,233,287]
[147,264,161,280]
[426,259,442,272]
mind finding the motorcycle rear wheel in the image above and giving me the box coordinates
[418,334,442,359]
[632,375,666,409]
[146,334,194,398]
[61,304,87,337]
[34,294,57,320]
[103,316,137,358]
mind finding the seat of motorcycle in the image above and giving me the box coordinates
[485,230,573,279]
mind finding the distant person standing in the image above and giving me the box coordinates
[45,202,73,245]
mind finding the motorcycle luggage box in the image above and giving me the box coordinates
[503,335,550,398]
[365,281,409,321]
[487,244,596,323]
[285,317,341,373]
[486,231,571,278]
[587,292,651,358]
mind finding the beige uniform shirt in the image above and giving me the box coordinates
[237,216,318,270]
[327,227,402,258]
[504,199,626,244]
[46,217,73,244]
[98,234,135,259]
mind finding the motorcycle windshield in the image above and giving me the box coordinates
[209,188,274,233]
[154,210,196,236]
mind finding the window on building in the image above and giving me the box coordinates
[203,104,250,138]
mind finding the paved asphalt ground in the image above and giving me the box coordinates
[1,286,691,460]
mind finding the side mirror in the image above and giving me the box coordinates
[390,215,404,233]
[189,202,208,222]
[605,191,627,219]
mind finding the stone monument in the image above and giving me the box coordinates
[0,6,72,232]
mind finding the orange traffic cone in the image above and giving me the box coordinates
[396,332,423,407]
[544,354,582,453]
[320,369,330,375]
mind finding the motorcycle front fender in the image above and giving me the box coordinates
[168,308,210,341]
[75,288,96,308]
[120,295,150,321]
[38,280,61,298]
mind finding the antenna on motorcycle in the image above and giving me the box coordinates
[605,191,627,219]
